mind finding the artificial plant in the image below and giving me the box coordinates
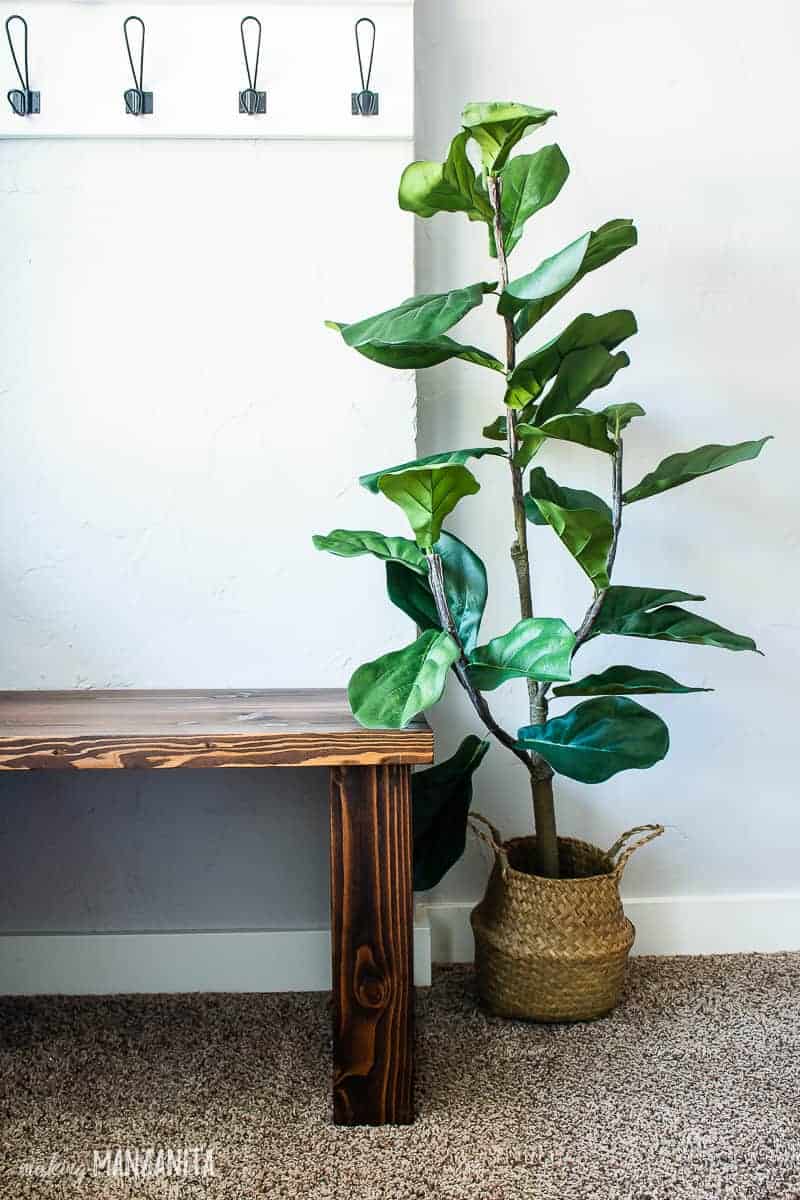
[314,101,769,882]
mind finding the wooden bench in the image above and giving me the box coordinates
[0,688,433,1126]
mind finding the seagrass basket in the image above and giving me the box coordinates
[470,815,664,1022]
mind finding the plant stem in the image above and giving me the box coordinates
[487,173,560,880]
[573,441,624,651]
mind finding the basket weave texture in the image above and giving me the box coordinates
[470,816,664,1022]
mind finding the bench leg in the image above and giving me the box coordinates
[328,763,414,1125]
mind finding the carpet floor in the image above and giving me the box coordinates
[1,955,798,1200]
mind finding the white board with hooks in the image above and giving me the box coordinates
[0,0,413,139]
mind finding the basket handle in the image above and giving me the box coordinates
[468,812,510,876]
[606,824,665,877]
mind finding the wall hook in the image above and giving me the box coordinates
[5,15,39,116]
[239,16,266,115]
[123,15,153,115]
[352,17,378,116]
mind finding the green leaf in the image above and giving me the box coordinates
[385,530,488,655]
[313,529,427,574]
[553,665,712,697]
[461,101,556,172]
[378,465,480,551]
[590,586,707,636]
[518,696,669,783]
[536,346,631,424]
[499,144,569,255]
[412,736,490,891]
[517,412,617,458]
[482,414,508,441]
[334,333,504,372]
[330,281,496,350]
[524,466,612,526]
[595,605,761,653]
[360,447,505,494]
[602,402,646,435]
[623,438,772,505]
[348,630,460,729]
[503,220,638,341]
[507,310,637,408]
[500,231,590,314]
[467,617,576,690]
[532,499,614,589]
[399,130,493,224]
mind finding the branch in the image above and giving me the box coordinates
[573,439,624,652]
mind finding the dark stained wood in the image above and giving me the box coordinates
[329,764,414,1125]
[0,690,433,769]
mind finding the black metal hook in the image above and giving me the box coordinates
[239,15,266,115]
[5,15,39,116]
[123,15,152,115]
[352,17,378,116]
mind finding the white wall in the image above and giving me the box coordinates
[1,0,799,981]
[415,0,800,906]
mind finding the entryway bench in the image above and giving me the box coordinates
[0,689,433,1126]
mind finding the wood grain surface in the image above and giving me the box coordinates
[0,690,433,769]
[329,764,414,1125]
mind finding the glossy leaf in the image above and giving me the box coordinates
[532,499,614,589]
[348,630,460,729]
[329,281,495,350]
[467,617,575,690]
[591,586,707,636]
[524,466,612,526]
[412,736,490,891]
[507,310,637,408]
[313,529,427,575]
[379,465,480,550]
[595,604,761,653]
[517,412,617,458]
[500,232,590,314]
[399,130,493,223]
[336,333,504,372]
[360,447,505,494]
[461,101,556,172]
[602,402,646,434]
[553,665,712,697]
[503,220,638,341]
[518,696,669,783]
[483,414,509,441]
[536,346,631,424]
[623,438,772,504]
[499,144,569,254]
[385,530,488,655]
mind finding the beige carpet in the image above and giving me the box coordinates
[1,955,799,1199]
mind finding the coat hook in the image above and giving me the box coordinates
[352,17,378,116]
[123,15,153,115]
[239,16,266,115]
[5,15,39,116]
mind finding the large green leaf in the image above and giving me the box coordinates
[532,499,614,589]
[499,144,569,255]
[517,412,617,458]
[332,332,504,372]
[313,529,427,574]
[517,696,669,783]
[553,665,712,697]
[590,586,707,636]
[385,530,488,655]
[467,617,575,690]
[379,465,480,550]
[348,630,460,729]
[412,736,490,891]
[536,346,631,423]
[623,438,772,504]
[507,310,637,408]
[329,281,495,350]
[524,466,612,526]
[461,101,556,172]
[595,605,761,653]
[499,231,590,315]
[398,130,492,224]
[503,220,638,341]
[360,447,505,494]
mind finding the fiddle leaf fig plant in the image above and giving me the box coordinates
[314,100,770,884]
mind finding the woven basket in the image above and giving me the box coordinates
[470,815,664,1022]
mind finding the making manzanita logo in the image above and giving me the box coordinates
[93,1145,216,1179]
